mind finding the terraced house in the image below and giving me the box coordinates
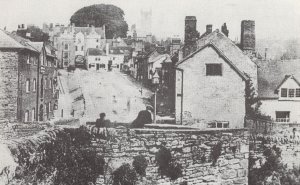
[0,29,58,123]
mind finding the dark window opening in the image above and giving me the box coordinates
[281,88,287,97]
[206,64,222,76]
[276,111,290,122]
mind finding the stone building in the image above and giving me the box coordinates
[0,29,57,123]
[257,59,300,124]
[175,29,257,128]
[0,30,56,122]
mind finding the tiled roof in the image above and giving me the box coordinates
[257,59,300,98]
[177,30,256,80]
[87,48,103,56]
[0,29,25,49]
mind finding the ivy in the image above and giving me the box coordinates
[132,155,148,176]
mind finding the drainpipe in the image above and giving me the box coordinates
[175,67,184,125]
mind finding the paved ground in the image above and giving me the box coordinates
[58,69,153,124]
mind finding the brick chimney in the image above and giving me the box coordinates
[184,16,198,46]
[240,20,255,51]
[221,23,229,37]
[206,24,212,34]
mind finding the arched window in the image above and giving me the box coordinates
[33,78,36,92]
[26,79,30,93]
[31,108,35,121]
[24,110,29,122]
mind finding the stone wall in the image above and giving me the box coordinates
[0,50,19,123]
[1,127,249,185]
[89,127,249,185]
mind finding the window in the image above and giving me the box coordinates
[49,78,52,89]
[26,55,30,64]
[296,89,300,97]
[45,78,48,89]
[63,52,69,60]
[276,111,290,123]
[81,46,84,51]
[207,121,229,128]
[75,46,78,51]
[25,110,29,122]
[289,89,295,97]
[26,79,30,93]
[206,64,222,76]
[281,88,287,97]
[33,79,36,92]
[31,108,35,121]
[64,44,69,50]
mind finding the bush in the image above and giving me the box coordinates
[155,146,182,180]
[211,142,222,166]
[112,163,137,185]
[132,155,148,176]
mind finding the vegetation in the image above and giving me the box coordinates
[132,155,148,176]
[245,79,271,121]
[26,25,49,42]
[112,163,137,185]
[211,142,222,166]
[70,4,128,39]
[155,146,182,180]
[249,145,300,185]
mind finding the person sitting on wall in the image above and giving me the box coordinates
[93,113,111,138]
[131,105,153,128]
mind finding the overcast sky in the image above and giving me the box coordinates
[0,0,299,40]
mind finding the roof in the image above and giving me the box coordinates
[5,31,38,52]
[87,48,103,56]
[0,29,25,49]
[74,27,105,37]
[257,59,300,98]
[177,30,256,80]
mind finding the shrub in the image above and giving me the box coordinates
[155,146,182,180]
[112,163,137,185]
[211,142,222,166]
[132,155,148,176]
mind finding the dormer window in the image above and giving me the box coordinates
[281,88,287,97]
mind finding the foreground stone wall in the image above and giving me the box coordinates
[89,128,249,185]
[1,126,249,185]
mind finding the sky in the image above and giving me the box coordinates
[0,0,299,40]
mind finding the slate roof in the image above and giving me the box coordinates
[87,48,104,56]
[177,29,256,81]
[257,59,300,99]
[0,29,25,49]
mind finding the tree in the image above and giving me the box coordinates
[27,25,49,42]
[70,4,128,39]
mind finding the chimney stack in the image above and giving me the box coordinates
[206,24,212,34]
[240,20,255,51]
[221,23,229,37]
[184,16,198,46]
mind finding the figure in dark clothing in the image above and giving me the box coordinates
[131,106,153,128]
[96,113,106,128]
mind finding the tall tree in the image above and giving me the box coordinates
[70,4,128,39]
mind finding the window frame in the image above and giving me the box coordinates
[289,89,295,97]
[25,79,30,93]
[31,108,35,121]
[281,88,288,97]
[25,110,29,122]
[296,88,300,97]
[206,63,222,76]
[33,78,36,92]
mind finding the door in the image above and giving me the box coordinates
[96,64,100,70]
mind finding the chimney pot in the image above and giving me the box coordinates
[206,24,212,33]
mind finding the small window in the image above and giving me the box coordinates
[75,46,78,51]
[49,78,52,89]
[31,108,35,121]
[33,79,36,92]
[64,44,69,50]
[276,111,290,122]
[25,110,29,122]
[45,78,48,89]
[81,46,84,51]
[26,79,30,93]
[206,64,222,76]
[289,89,295,97]
[281,88,287,97]
[296,88,300,97]
[63,52,68,60]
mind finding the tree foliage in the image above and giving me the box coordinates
[70,4,128,39]
[27,25,49,42]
